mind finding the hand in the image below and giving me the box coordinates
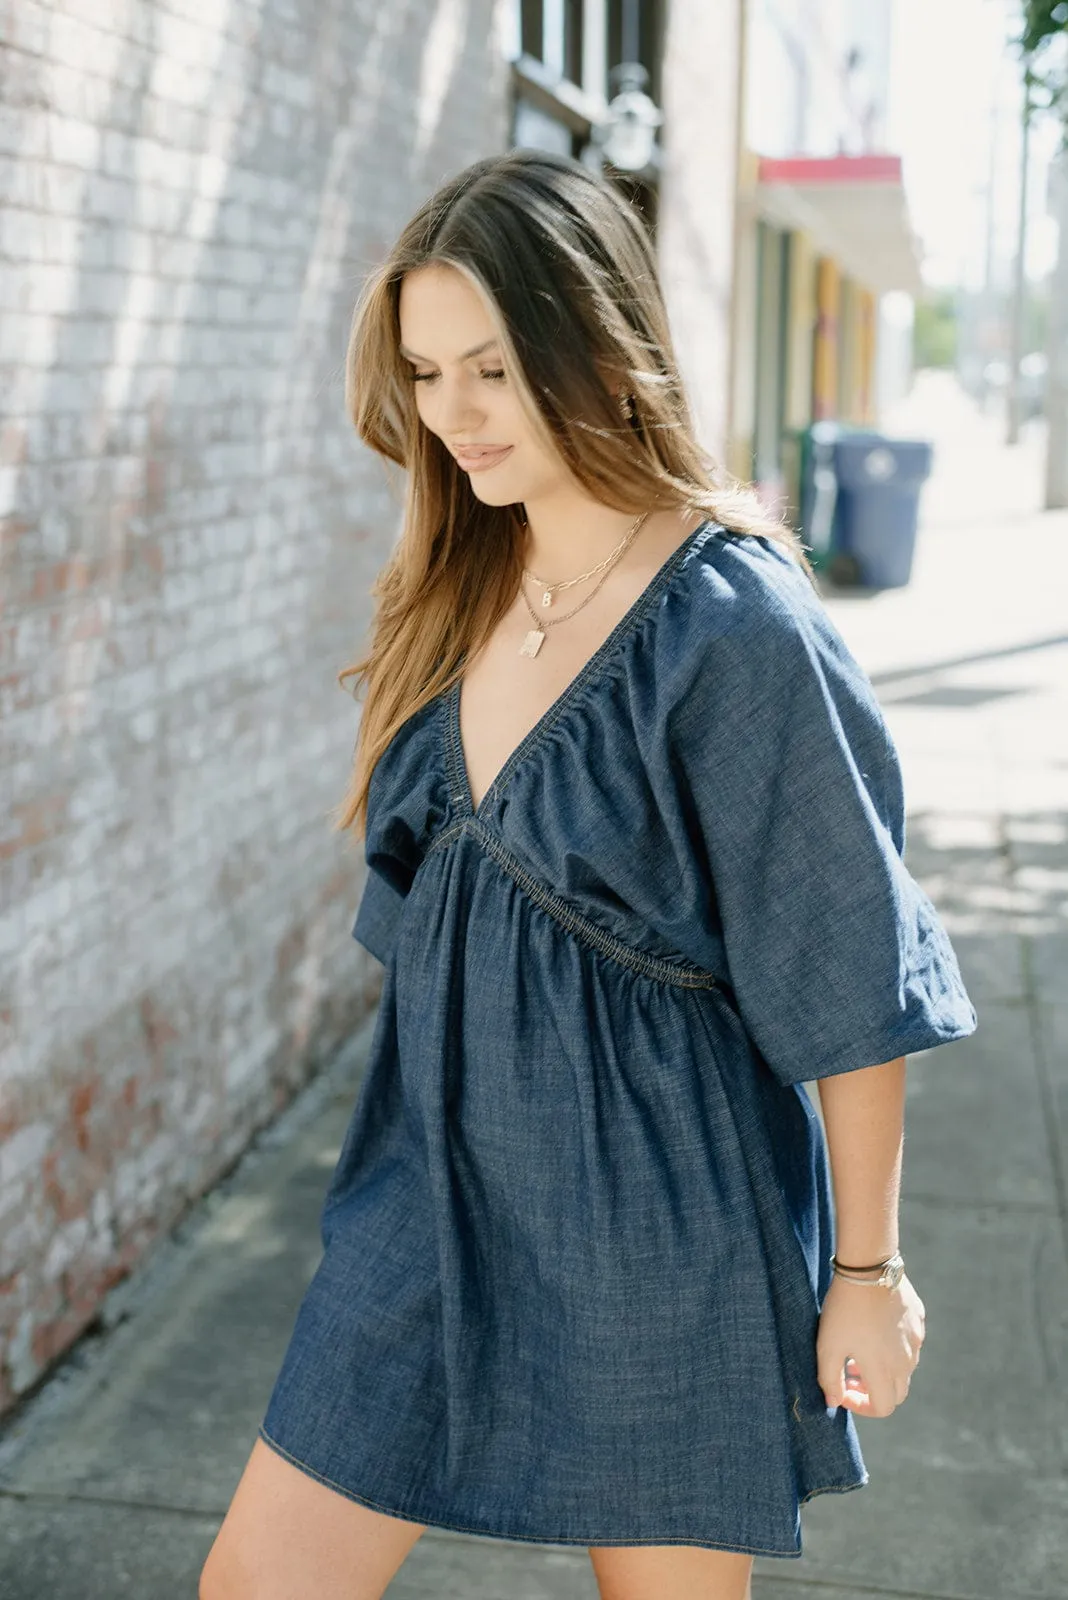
[816,1271,926,1418]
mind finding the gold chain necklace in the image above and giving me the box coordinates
[522,521,637,609]
[517,512,650,658]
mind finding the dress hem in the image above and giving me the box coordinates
[257,1424,868,1560]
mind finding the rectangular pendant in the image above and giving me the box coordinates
[519,628,545,658]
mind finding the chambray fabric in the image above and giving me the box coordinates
[260,523,976,1558]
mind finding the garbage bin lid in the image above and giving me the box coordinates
[832,435,933,488]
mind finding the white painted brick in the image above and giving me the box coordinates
[8,1,50,55]
[0,0,508,1414]
[47,13,125,79]
[0,1124,52,1188]
[45,111,102,169]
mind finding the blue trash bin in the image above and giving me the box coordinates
[829,434,933,589]
[797,421,845,568]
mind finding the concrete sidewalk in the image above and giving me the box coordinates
[1,374,1066,1599]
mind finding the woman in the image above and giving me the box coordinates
[201,150,976,1600]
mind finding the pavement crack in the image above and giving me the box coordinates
[0,1483,223,1523]
[900,1192,1058,1215]
[753,1574,1053,1600]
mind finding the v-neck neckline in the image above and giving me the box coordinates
[446,521,715,821]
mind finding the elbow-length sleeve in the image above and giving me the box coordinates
[348,698,439,965]
[674,539,976,1088]
[352,864,409,965]
[350,769,424,967]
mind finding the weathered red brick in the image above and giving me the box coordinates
[0,0,507,1421]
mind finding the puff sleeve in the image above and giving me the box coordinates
[351,865,408,965]
[674,538,976,1087]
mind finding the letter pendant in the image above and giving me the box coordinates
[519,628,546,657]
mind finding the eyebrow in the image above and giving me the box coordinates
[398,338,501,364]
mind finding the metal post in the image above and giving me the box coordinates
[1045,149,1068,509]
[1006,68,1032,446]
[979,96,999,411]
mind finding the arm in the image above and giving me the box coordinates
[814,1055,926,1418]
[817,1055,904,1263]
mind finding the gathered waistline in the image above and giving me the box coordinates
[425,818,722,992]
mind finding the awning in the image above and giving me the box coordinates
[755,154,923,296]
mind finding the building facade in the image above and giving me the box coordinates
[0,0,507,1416]
[732,0,920,511]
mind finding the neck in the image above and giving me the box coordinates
[520,486,646,578]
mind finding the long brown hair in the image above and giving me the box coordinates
[336,148,801,839]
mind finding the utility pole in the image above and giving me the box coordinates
[1046,148,1068,508]
[979,92,1000,411]
[1006,63,1032,445]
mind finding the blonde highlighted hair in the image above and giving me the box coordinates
[337,148,801,839]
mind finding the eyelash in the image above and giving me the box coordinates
[410,369,507,384]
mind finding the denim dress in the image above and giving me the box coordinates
[260,522,976,1558]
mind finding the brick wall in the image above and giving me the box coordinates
[0,0,507,1413]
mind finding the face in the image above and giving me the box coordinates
[398,263,568,508]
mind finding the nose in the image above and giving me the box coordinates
[433,373,485,437]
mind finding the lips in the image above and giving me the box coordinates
[453,445,513,472]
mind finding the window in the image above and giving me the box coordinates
[521,0,544,60]
[607,0,664,105]
[513,0,663,101]
[563,0,584,86]
[509,0,663,208]
[514,0,599,97]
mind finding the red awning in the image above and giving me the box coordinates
[755,154,923,295]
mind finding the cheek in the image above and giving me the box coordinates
[509,405,562,475]
[497,392,545,456]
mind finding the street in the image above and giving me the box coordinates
[0,374,1065,1599]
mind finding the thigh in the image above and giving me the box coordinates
[200,1437,426,1600]
[588,1543,754,1600]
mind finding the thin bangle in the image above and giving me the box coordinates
[832,1252,899,1273]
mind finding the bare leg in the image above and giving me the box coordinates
[588,1543,754,1600]
[200,1437,426,1600]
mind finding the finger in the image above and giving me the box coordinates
[840,1363,903,1418]
[836,1373,872,1413]
[859,1380,898,1419]
[822,1355,868,1411]
[817,1354,847,1409]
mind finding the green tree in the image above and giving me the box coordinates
[1019,1,1068,128]
[913,292,957,369]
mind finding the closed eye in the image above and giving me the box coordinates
[408,369,507,384]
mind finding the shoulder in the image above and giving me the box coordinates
[660,526,884,736]
[666,526,832,679]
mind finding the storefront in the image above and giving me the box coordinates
[733,153,922,513]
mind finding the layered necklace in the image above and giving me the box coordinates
[516,511,650,658]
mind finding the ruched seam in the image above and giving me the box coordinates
[443,522,724,822]
[426,817,721,991]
